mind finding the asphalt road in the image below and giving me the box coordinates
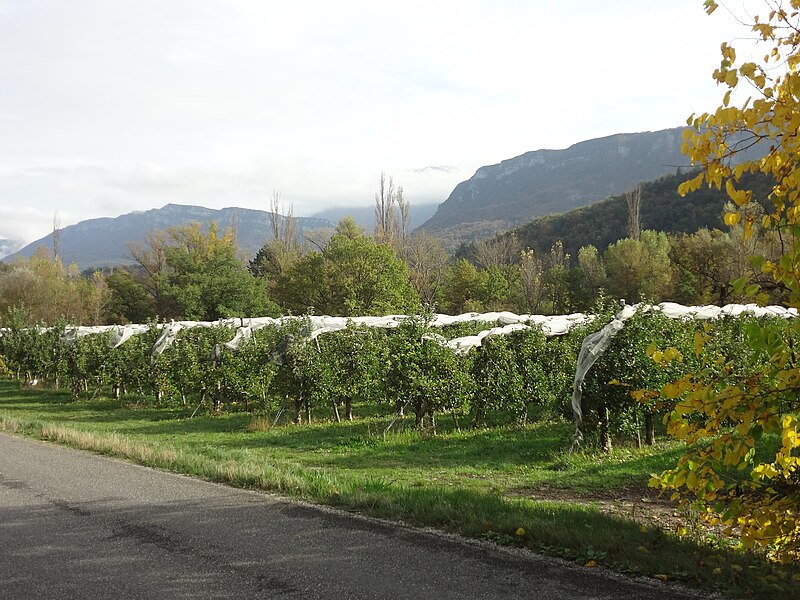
[0,432,714,599]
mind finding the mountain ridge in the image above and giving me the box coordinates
[417,127,690,246]
[5,204,334,270]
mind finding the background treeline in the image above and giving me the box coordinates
[0,307,783,449]
[0,171,784,327]
[503,170,776,260]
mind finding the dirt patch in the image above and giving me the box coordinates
[508,485,702,534]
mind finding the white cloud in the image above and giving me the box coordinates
[0,0,764,244]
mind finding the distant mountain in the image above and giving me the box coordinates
[0,238,23,260]
[311,202,439,232]
[418,127,693,247]
[484,170,776,261]
[5,204,334,270]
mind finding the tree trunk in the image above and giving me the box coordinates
[112,384,120,400]
[212,382,221,412]
[396,399,405,417]
[294,396,303,424]
[645,412,655,446]
[471,399,485,428]
[600,406,612,453]
[428,409,436,435]
[414,398,425,430]
[520,404,529,427]
[345,397,353,422]
[305,397,312,424]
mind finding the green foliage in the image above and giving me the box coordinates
[0,309,65,383]
[105,269,155,324]
[5,301,795,474]
[59,332,115,398]
[323,232,418,316]
[383,313,474,430]
[275,224,418,316]
[0,250,109,326]
[470,334,525,426]
[604,231,673,303]
[316,325,384,421]
[441,258,485,314]
[216,326,282,412]
[584,313,698,445]
[510,170,776,261]
[161,223,276,320]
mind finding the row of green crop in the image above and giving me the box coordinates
[0,310,787,444]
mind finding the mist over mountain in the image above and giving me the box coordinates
[0,239,23,260]
[311,203,439,232]
[3,127,764,271]
[5,204,333,270]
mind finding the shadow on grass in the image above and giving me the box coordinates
[0,380,684,490]
[2,378,797,598]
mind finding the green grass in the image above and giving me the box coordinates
[0,380,797,599]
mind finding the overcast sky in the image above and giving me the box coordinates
[0,1,760,244]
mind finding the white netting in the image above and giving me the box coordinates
[12,302,799,448]
[60,312,592,358]
[568,302,798,448]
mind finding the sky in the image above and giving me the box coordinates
[0,0,764,245]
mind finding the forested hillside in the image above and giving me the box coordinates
[417,127,689,246]
[503,170,775,259]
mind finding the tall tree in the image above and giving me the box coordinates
[441,258,485,314]
[374,172,409,252]
[160,222,275,320]
[105,269,155,324]
[0,249,106,325]
[543,241,572,313]
[652,0,800,560]
[516,249,544,314]
[407,232,449,307]
[129,230,172,316]
[604,231,672,303]
[624,185,642,241]
[276,217,418,316]
[573,244,607,309]
[250,192,305,308]
[473,234,519,271]
[323,219,418,316]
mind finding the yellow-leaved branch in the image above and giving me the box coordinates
[649,0,800,562]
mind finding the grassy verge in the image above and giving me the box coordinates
[0,380,797,599]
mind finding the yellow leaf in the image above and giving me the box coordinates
[584,560,598,568]
[694,331,704,357]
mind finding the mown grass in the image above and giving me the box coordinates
[0,380,797,599]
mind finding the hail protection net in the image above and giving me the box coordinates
[29,302,799,447]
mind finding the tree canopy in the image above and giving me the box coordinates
[651,0,800,562]
[275,217,419,316]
